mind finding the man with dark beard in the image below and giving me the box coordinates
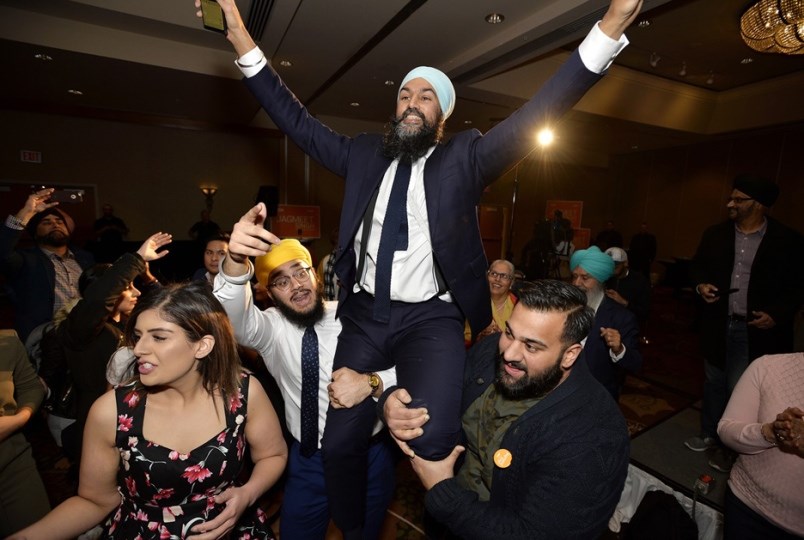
[1,188,94,341]
[198,0,641,535]
[383,281,629,540]
[213,222,398,540]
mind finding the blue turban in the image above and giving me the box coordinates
[399,66,455,120]
[570,246,614,283]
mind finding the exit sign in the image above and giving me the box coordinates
[20,150,42,163]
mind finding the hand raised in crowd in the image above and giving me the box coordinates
[328,368,373,409]
[193,0,256,57]
[383,388,429,458]
[18,188,59,221]
[227,203,280,265]
[135,232,172,262]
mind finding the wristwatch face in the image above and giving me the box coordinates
[369,373,380,389]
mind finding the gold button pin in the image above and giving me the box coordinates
[493,448,512,468]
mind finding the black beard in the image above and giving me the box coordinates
[38,230,69,248]
[381,108,443,162]
[494,352,564,400]
[274,290,325,329]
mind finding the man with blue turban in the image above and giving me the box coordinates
[570,245,642,399]
[200,0,643,535]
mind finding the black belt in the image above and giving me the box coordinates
[729,313,747,321]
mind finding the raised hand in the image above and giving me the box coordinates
[136,232,173,262]
[228,203,280,263]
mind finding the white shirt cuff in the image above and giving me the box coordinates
[218,258,255,285]
[234,46,268,78]
[610,344,626,363]
[578,21,629,74]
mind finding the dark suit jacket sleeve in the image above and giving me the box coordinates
[0,224,25,276]
[615,308,642,373]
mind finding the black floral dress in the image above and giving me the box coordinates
[103,375,274,539]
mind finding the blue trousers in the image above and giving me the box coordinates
[321,291,466,535]
[281,437,397,539]
[701,320,749,439]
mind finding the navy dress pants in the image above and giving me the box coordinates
[321,291,466,536]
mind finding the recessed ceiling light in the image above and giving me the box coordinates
[67,89,83,95]
[384,80,395,86]
[464,120,472,125]
[637,19,651,28]
[350,102,360,107]
[279,60,292,67]
[485,13,504,24]
[740,57,754,64]
[34,53,53,61]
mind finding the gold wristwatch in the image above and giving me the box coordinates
[367,372,381,397]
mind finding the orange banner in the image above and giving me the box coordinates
[270,205,321,240]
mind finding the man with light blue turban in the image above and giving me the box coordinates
[204,0,643,536]
[570,245,642,399]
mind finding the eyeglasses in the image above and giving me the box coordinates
[487,270,513,281]
[727,196,753,204]
[269,267,313,291]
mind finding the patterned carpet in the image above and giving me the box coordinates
[24,285,704,538]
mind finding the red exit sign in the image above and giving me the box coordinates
[20,150,42,163]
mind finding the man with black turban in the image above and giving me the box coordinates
[1,188,94,341]
[686,174,804,473]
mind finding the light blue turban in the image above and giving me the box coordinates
[399,66,456,120]
[570,246,614,283]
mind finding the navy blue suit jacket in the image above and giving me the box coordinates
[0,225,94,340]
[579,296,642,399]
[244,51,603,334]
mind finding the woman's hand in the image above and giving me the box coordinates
[136,232,172,262]
[188,487,252,539]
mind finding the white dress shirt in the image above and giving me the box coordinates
[213,262,395,446]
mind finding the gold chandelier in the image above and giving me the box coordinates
[740,0,804,55]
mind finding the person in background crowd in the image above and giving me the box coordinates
[628,221,656,279]
[317,227,341,301]
[0,332,50,536]
[470,260,517,344]
[594,220,623,251]
[686,174,804,474]
[717,353,804,539]
[604,246,651,329]
[193,233,230,285]
[92,203,129,263]
[570,246,642,400]
[1,188,94,341]
[188,209,222,245]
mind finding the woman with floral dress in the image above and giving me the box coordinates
[9,281,287,539]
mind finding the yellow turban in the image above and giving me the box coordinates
[254,239,313,286]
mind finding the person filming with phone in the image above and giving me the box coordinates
[1,188,95,342]
[685,174,804,474]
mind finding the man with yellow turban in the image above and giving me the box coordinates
[570,245,642,399]
[213,208,397,539]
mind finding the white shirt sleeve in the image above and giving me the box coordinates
[578,21,629,73]
[234,46,268,78]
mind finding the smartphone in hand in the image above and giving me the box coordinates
[712,288,739,297]
[200,0,227,34]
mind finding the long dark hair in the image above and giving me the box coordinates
[124,281,241,401]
